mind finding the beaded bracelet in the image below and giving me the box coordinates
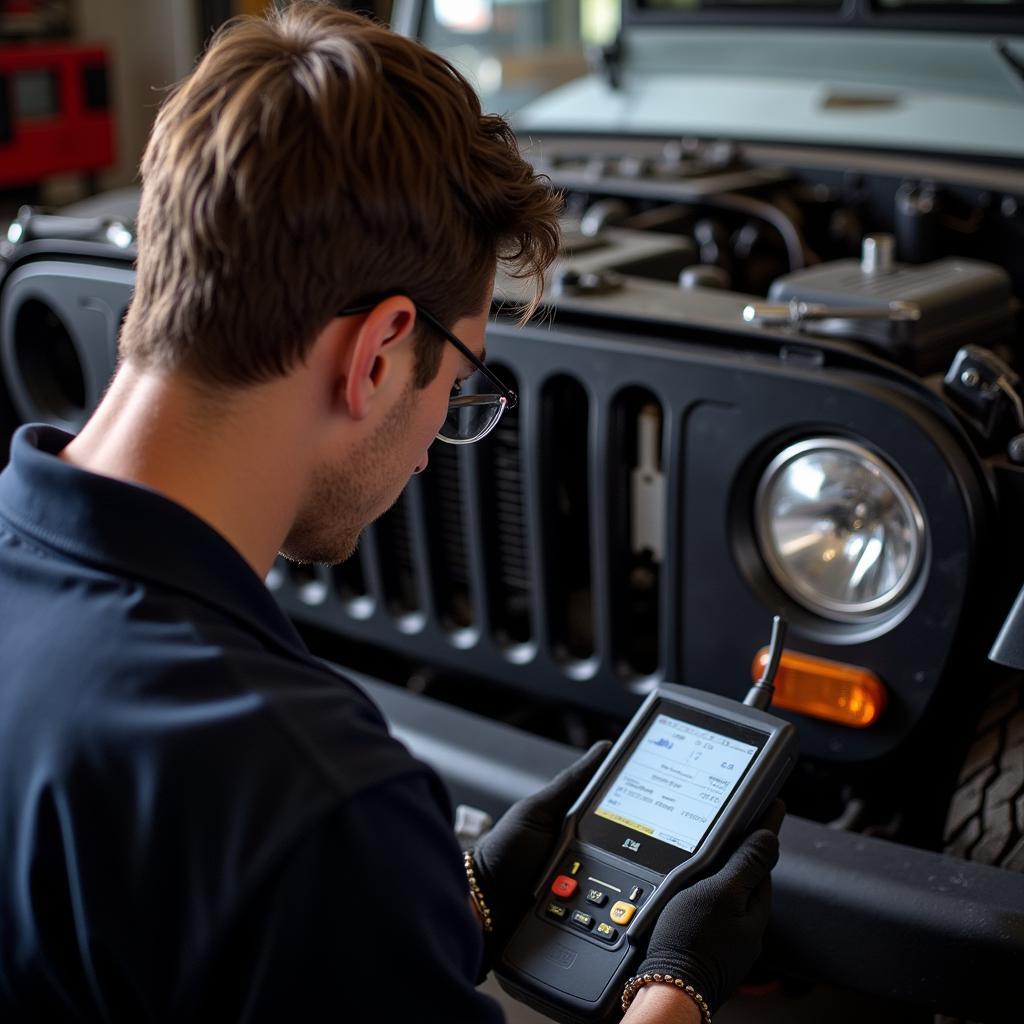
[463,851,494,934]
[621,973,712,1023]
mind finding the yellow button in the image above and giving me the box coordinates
[609,901,636,925]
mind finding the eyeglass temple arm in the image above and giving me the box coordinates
[412,306,515,407]
[338,301,516,408]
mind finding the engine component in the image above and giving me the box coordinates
[579,198,631,237]
[743,298,919,326]
[552,267,624,297]
[679,264,731,290]
[693,217,729,269]
[767,239,1016,373]
[894,182,941,264]
[860,233,896,275]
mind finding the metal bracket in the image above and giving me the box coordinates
[944,345,1024,455]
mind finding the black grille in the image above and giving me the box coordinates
[269,315,977,762]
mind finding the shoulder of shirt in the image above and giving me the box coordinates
[185,639,448,811]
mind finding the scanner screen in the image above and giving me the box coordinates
[594,713,759,852]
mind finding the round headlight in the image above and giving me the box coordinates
[755,438,925,621]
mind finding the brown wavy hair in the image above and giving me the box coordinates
[120,1,561,389]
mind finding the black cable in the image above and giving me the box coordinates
[744,615,787,711]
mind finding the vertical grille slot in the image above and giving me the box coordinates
[333,551,367,600]
[285,562,329,606]
[541,374,594,663]
[477,364,532,648]
[420,439,474,631]
[610,391,665,678]
[374,493,420,618]
[332,550,372,619]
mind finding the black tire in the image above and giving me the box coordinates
[943,672,1024,870]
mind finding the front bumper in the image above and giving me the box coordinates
[356,674,1024,1023]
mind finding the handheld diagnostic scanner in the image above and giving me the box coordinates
[495,620,798,1023]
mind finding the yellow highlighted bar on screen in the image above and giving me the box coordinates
[595,809,655,835]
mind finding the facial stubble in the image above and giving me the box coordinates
[280,378,416,566]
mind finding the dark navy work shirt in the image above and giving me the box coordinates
[0,425,503,1023]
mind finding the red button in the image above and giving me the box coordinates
[551,875,578,899]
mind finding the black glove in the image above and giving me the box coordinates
[636,801,785,1015]
[471,741,610,952]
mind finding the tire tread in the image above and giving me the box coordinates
[943,674,1024,870]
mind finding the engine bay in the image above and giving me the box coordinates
[510,136,1023,385]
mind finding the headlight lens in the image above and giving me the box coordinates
[755,439,925,620]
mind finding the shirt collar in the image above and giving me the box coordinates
[0,423,308,655]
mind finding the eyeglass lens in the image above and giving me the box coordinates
[437,395,506,444]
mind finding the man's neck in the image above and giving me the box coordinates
[61,363,310,579]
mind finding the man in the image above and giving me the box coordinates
[0,4,781,1021]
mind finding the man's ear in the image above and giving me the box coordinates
[336,296,417,421]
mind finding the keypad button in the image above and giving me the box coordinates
[570,860,582,876]
[585,888,607,906]
[629,885,643,902]
[551,875,578,899]
[595,922,618,942]
[571,910,594,930]
[545,902,568,920]
[609,901,637,925]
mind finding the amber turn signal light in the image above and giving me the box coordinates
[752,647,887,727]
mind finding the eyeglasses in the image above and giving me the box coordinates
[337,300,518,445]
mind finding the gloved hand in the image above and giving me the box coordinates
[634,800,786,1016]
[471,740,610,951]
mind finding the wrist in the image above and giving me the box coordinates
[622,974,712,1024]
[638,956,716,1014]
[464,851,502,984]
[463,850,494,935]
[625,982,703,1024]
[468,894,484,929]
